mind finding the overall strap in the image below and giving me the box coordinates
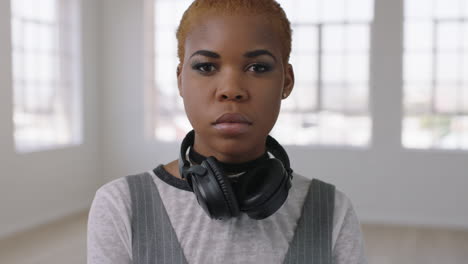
[127,173,188,264]
[283,178,336,264]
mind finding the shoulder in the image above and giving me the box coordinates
[93,176,132,211]
[332,187,356,237]
[89,175,135,231]
[291,172,359,248]
[331,188,367,263]
[292,172,352,216]
[88,174,147,263]
[90,172,155,223]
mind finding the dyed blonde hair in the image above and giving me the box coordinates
[176,0,292,65]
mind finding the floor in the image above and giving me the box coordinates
[362,223,468,264]
[0,211,88,264]
[1,211,468,264]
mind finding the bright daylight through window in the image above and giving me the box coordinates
[11,0,82,153]
[403,0,468,150]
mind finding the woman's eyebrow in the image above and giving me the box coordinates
[189,49,277,62]
[190,50,220,59]
[244,49,277,62]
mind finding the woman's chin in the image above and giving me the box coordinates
[211,138,265,163]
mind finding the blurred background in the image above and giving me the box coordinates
[0,0,467,263]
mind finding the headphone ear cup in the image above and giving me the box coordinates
[203,157,240,219]
[235,158,289,219]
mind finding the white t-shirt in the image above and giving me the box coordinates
[87,165,368,264]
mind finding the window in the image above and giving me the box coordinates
[11,0,82,152]
[145,0,192,141]
[403,0,468,150]
[147,0,374,146]
[275,0,374,146]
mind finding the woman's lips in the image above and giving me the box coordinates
[213,122,251,135]
[213,113,252,135]
[214,113,252,124]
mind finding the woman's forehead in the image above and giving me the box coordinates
[184,14,283,58]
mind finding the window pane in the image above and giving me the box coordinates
[345,54,368,82]
[321,0,345,22]
[346,25,369,52]
[323,25,345,53]
[465,53,468,82]
[155,1,176,27]
[273,112,319,145]
[405,22,433,51]
[461,86,468,112]
[344,115,371,146]
[322,54,344,82]
[465,1,468,17]
[404,1,468,150]
[293,54,317,82]
[275,112,370,146]
[280,94,297,111]
[404,115,465,149]
[345,0,374,21]
[437,22,462,52]
[23,22,41,51]
[322,83,346,111]
[436,116,463,149]
[295,81,318,110]
[434,0,463,19]
[11,0,81,152]
[292,0,320,23]
[317,112,347,144]
[403,115,435,148]
[435,84,459,113]
[38,26,56,52]
[13,0,37,20]
[436,52,461,81]
[174,0,193,20]
[404,82,432,113]
[155,56,177,84]
[292,26,318,54]
[463,23,468,49]
[346,84,368,112]
[404,53,432,82]
[405,0,434,19]
[37,0,57,22]
[37,53,57,82]
[461,117,468,148]
[155,28,176,55]
[23,51,38,80]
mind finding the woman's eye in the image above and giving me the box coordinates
[247,64,271,73]
[193,63,216,73]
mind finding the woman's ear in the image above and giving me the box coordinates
[282,63,295,99]
[177,64,183,97]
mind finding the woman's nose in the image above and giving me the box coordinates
[216,73,249,102]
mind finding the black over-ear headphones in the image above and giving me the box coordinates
[178,130,293,220]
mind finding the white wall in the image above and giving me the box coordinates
[0,0,101,239]
[98,0,468,230]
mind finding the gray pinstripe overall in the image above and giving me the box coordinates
[127,173,335,264]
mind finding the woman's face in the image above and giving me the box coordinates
[177,13,294,163]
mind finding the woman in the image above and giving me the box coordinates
[87,0,368,263]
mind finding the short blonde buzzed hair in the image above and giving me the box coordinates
[176,0,292,64]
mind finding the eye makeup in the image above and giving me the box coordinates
[189,58,275,75]
[191,60,218,74]
[245,62,274,73]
